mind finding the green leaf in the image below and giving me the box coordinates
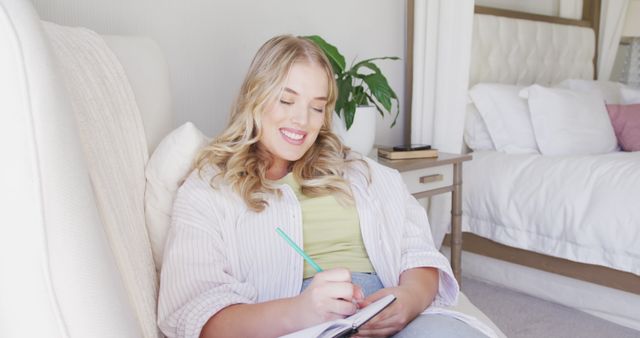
[362,73,394,112]
[344,100,357,130]
[353,85,368,106]
[335,75,352,116]
[353,61,382,76]
[391,99,400,128]
[364,93,387,118]
[360,95,369,106]
[303,35,346,75]
[365,92,400,128]
[350,56,400,74]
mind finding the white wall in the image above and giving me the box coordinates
[31,0,407,146]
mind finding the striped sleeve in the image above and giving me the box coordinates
[400,186,459,307]
[368,160,459,307]
[157,172,257,338]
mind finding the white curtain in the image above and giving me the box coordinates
[411,0,474,247]
[411,0,474,153]
[598,0,630,80]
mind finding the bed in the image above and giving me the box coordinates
[463,150,640,281]
[443,2,640,332]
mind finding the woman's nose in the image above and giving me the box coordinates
[290,103,308,126]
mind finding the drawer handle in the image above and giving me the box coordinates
[419,174,443,184]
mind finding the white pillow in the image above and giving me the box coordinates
[524,85,617,156]
[468,83,538,153]
[145,122,209,269]
[555,79,623,104]
[620,85,640,104]
[464,103,495,151]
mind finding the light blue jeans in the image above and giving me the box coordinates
[300,272,488,338]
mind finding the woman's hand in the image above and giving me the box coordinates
[294,268,364,328]
[353,267,439,338]
[351,285,423,338]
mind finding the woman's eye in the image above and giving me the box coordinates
[280,100,293,105]
[312,107,324,113]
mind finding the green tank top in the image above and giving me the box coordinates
[277,173,375,278]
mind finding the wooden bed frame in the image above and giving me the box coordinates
[406,0,640,296]
[445,233,640,294]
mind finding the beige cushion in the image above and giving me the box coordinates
[145,122,209,268]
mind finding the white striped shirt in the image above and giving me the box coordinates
[157,158,459,338]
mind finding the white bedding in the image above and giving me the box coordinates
[462,150,640,275]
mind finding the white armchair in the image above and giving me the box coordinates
[0,0,171,337]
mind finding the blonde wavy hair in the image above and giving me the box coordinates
[195,35,368,212]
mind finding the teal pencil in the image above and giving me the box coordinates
[275,227,323,272]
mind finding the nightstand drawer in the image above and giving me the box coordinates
[400,164,453,195]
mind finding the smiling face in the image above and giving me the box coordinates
[259,61,329,179]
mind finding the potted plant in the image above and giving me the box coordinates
[305,35,400,155]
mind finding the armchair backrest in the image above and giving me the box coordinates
[102,35,174,154]
[0,0,173,337]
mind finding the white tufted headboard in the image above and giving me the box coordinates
[469,13,595,86]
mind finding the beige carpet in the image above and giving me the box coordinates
[462,277,640,338]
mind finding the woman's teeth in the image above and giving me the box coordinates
[281,129,303,140]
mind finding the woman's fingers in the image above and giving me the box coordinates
[353,285,365,306]
[357,302,394,329]
[311,268,364,304]
[361,311,403,330]
[355,313,404,337]
[305,269,364,317]
[358,288,391,308]
[314,268,351,283]
[327,297,359,316]
[306,288,358,319]
[356,286,419,337]
[310,281,357,301]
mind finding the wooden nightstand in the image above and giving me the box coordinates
[377,152,472,284]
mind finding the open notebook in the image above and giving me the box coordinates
[279,294,396,338]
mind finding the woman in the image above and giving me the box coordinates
[157,35,490,338]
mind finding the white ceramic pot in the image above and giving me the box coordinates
[333,105,377,157]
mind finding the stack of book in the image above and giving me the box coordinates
[377,146,438,160]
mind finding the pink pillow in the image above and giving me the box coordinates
[606,104,640,151]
